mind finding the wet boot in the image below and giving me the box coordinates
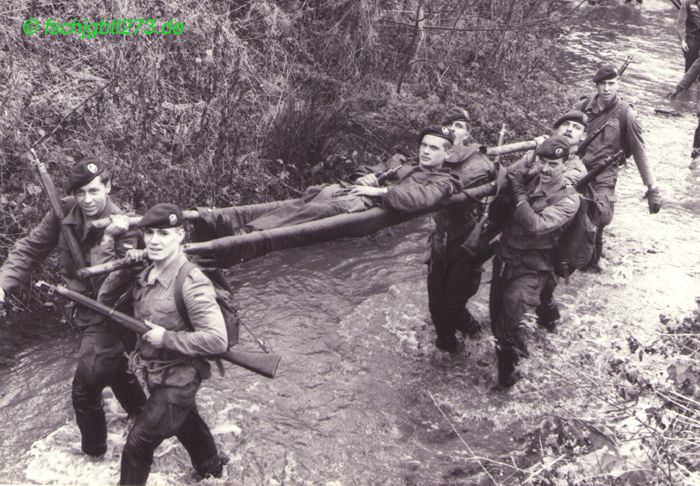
[536,302,560,333]
[496,346,520,388]
[435,334,459,353]
[455,311,481,339]
[194,452,229,480]
[581,226,604,273]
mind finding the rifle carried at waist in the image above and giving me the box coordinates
[575,150,626,190]
[36,280,281,378]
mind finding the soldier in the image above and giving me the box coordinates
[0,158,146,456]
[489,136,581,388]
[508,110,589,332]
[425,107,495,352]
[678,0,700,73]
[574,65,661,273]
[120,203,228,485]
[666,56,700,169]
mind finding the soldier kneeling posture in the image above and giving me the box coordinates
[120,203,227,485]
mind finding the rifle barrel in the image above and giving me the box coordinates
[36,281,280,378]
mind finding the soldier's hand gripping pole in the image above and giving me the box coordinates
[36,281,281,378]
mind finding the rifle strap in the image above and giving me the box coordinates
[577,99,630,158]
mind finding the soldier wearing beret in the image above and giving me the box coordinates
[220,125,464,233]
[120,203,228,485]
[489,136,581,387]
[677,0,700,73]
[574,64,661,273]
[0,158,146,456]
[666,56,700,169]
[421,108,496,352]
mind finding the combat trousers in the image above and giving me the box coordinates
[119,379,223,485]
[72,323,146,457]
[248,184,373,231]
[692,116,700,158]
[584,182,616,267]
[489,255,551,357]
[427,247,482,346]
[684,34,700,73]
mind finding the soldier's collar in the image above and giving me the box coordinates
[143,252,189,289]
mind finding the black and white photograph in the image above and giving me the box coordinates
[0,0,699,484]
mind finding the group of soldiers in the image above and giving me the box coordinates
[0,63,662,483]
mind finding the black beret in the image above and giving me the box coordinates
[440,107,470,125]
[536,135,570,160]
[65,157,106,193]
[592,64,618,84]
[137,203,184,229]
[553,109,588,129]
[419,125,455,145]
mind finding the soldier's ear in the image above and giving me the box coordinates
[105,180,112,194]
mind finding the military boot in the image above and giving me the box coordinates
[536,302,560,333]
[496,346,520,388]
[455,311,481,339]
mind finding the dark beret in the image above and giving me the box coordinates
[440,107,470,125]
[137,203,184,229]
[553,109,588,129]
[536,135,570,160]
[65,157,106,193]
[593,64,618,84]
[419,124,455,145]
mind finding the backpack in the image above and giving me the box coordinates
[174,261,240,370]
[548,187,597,282]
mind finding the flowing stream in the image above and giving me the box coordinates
[1,0,699,484]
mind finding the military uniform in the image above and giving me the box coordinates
[0,196,146,456]
[574,93,656,267]
[506,149,586,329]
[426,144,494,351]
[678,0,700,72]
[489,136,580,386]
[240,160,463,231]
[120,250,227,485]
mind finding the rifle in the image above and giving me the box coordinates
[36,280,281,378]
[576,150,626,190]
[28,150,89,271]
[461,124,506,258]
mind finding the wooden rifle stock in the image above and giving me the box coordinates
[36,281,280,378]
[28,150,89,270]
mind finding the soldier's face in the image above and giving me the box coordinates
[74,176,110,218]
[596,78,618,102]
[555,120,586,146]
[447,120,470,145]
[419,135,451,168]
[143,227,185,262]
[539,157,566,185]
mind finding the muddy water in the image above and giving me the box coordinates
[1,0,699,484]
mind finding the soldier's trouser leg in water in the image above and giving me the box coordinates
[120,382,222,485]
[428,249,481,350]
[490,256,549,386]
[684,34,700,73]
[536,275,560,331]
[72,325,146,457]
[585,183,616,268]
